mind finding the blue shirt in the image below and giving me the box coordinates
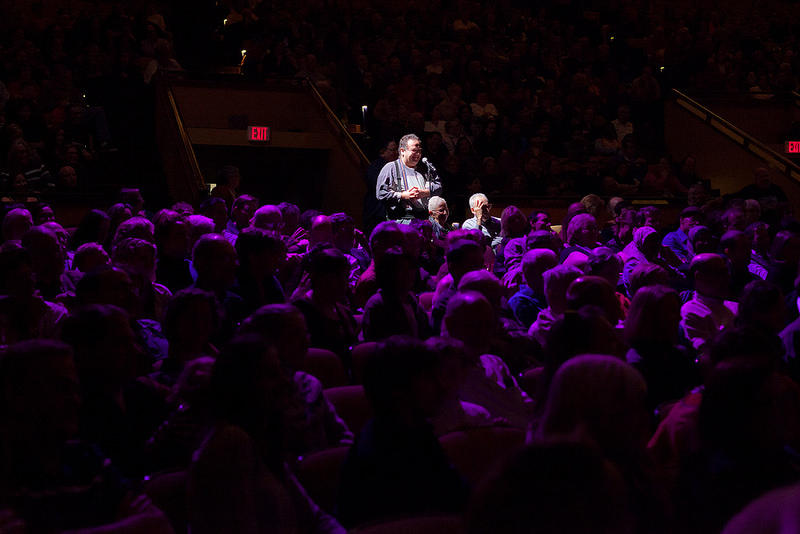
[508,284,547,329]
[662,228,691,263]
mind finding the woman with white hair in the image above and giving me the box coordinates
[559,213,600,268]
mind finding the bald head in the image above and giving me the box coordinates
[458,270,503,318]
[691,253,730,300]
[250,205,282,231]
[2,208,33,242]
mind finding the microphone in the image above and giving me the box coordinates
[422,157,437,171]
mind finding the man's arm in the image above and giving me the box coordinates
[376,162,417,204]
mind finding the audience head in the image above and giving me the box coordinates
[500,205,527,238]
[770,230,800,265]
[539,354,648,458]
[528,210,552,232]
[307,245,350,302]
[443,291,495,353]
[61,304,139,388]
[235,228,286,280]
[445,239,485,284]
[468,440,632,534]
[624,285,681,347]
[2,207,33,243]
[543,265,584,314]
[566,276,621,324]
[230,195,259,231]
[74,242,109,273]
[250,204,283,232]
[458,269,504,319]
[112,217,155,251]
[566,213,599,248]
[199,197,228,233]
[277,202,300,237]
[614,209,637,245]
[691,253,730,300]
[162,288,219,353]
[363,335,443,419]
[428,196,449,225]
[688,225,715,256]
[153,209,190,259]
[369,221,405,260]
[636,206,662,232]
[585,247,622,288]
[192,234,238,289]
[186,214,215,250]
[239,304,309,372]
[468,193,492,223]
[737,280,785,334]
[678,206,703,234]
[521,248,558,293]
[376,247,417,295]
[22,226,66,282]
[71,209,111,251]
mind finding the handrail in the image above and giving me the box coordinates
[303,77,369,167]
[672,88,800,184]
[158,74,206,200]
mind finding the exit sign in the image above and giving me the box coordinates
[786,141,800,154]
[248,126,271,142]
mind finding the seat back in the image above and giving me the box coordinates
[305,347,349,388]
[296,445,351,515]
[323,385,375,436]
[439,426,526,487]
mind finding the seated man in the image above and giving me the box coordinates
[462,193,502,249]
[662,207,703,263]
[681,253,738,354]
[528,265,584,347]
[0,339,173,533]
[509,249,558,329]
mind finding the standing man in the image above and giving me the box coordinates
[376,133,442,223]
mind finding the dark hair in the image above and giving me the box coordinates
[362,335,440,415]
[235,227,284,265]
[308,245,349,277]
[330,212,355,233]
[736,280,783,330]
[375,247,416,291]
[299,209,323,231]
[162,288,220,343]
[70,209,110,251]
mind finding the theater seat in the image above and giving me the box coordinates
[305,348,349,388]
[518,365,546,401]
[296,445,351,515]
[323,385,374,436]
[439,426,526,487]
[349,514,465,534]
[145,469,189,533]
[350,342,380,384]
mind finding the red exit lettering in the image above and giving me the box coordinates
[786,140,800,154]
[248,126,271,142]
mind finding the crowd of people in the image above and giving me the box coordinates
[5,0,800,532]
[0,150,795,531]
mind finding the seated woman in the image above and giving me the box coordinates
[336,336,469,528]
[624,284,700,414]
[559,213,600,269]
[362,247,430,341]
[188,334,345,534]
[292,246,358,366]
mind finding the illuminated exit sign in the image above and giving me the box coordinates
[248,126,271,142]
[786,140,800,154]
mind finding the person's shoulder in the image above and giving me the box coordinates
[461,217,478,229]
